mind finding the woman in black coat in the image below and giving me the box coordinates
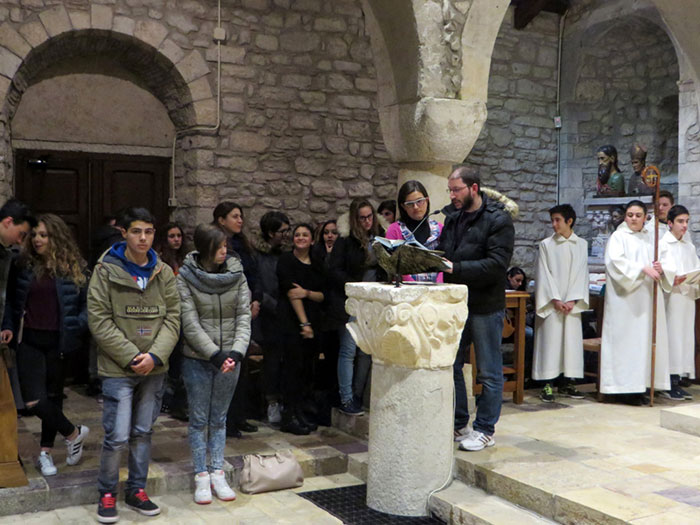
[2,214,89,477]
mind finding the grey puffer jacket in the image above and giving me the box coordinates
[177,252,251,364]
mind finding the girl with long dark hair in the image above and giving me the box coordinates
[276,223,325,434]
[385,180,443,282]
[212,202,260,435]
[157,222,187,274]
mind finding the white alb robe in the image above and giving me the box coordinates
[659,230,699,378]
[533,232,589,380]
[601,222,670,393]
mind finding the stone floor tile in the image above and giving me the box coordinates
[556,486,668,523]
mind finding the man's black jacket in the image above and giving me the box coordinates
[438,194,514,314]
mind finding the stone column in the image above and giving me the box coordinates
[345,282,468,517]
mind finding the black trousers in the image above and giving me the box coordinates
[282,335,317,408]
[17,329,76,447]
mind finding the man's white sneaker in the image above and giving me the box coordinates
[458,430,495,451]
[268,402,281,424]
[65,425,89,466]
[38,451,57,476]
[210,470,236,501]
[194,472,212,504]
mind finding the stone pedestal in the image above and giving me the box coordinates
[345,283,468,517]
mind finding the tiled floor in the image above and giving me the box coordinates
[456,383,700,523]
[0,472,366,524]
[4,385,367,517]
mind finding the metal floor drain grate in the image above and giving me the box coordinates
[298,484,445,524]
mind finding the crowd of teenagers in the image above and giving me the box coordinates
[0,165,696,523]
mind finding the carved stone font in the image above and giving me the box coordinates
[345,283,468,369]
[344,282,468,516]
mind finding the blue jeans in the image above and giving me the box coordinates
[337,321,371,404]
[97,374,166,495]
[182,357,240,474]
[453,310,504,436]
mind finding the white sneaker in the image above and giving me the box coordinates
[194,472,212,504]
[65,425,89,466]
[458,430,495,451]
[267,402,281,424]
[38,451,57,476]
[210,469,236,501]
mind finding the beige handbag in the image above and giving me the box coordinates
[239,450,304,494]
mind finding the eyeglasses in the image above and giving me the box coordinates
[403,197,428,208]
[275,227,291,236]
[447,186,468,194]
[358,214,373,222]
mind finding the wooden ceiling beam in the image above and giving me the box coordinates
[513,0,569,29]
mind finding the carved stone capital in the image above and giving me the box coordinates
[345,283,468,369]
[378,97,487,164]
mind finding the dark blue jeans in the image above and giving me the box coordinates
[453,310,504,436]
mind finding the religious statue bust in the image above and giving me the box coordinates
[627,144,654,196]
[596,145,625,197]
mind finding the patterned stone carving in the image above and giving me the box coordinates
[345,282,468,369]
[441,0,467,98]
[686,119,700,163]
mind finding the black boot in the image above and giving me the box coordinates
[295,406,317,432]
[280,407,310,436]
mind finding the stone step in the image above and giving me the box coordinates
[331,407,370,440]
[0,445,350,517]
[660,403,700,438]
[430,479,558,525]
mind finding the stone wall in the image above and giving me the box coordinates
[0,0,398,231]
[464,8,561,274]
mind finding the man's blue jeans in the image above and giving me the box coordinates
[453,310,504,436]
[337,320,371,404]
[182,357,240,474]
[97,374,165,495]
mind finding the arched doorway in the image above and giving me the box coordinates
[3,26,205,260]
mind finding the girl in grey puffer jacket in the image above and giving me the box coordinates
[177,224,251,505]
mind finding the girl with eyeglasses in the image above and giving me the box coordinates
[385,180,444,282]
[329,199,386,416]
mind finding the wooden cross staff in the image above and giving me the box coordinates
[643,165,661,406]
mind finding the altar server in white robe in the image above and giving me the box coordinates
[659,204,698,400]
[533,204,589,402]
[601,199,670,403]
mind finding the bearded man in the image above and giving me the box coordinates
[439,166,514,452]
[596,145,625,197]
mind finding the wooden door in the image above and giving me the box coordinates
[15,151,170,263]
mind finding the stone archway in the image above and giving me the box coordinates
[0,4,216,196]
[361,0,509,210]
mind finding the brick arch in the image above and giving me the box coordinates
[0,4,216,129]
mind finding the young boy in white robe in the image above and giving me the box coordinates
[659,204,698,400]
[533,204,589,402]
[601,200,670,405]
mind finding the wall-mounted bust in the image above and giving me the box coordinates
[596,145,624,197]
